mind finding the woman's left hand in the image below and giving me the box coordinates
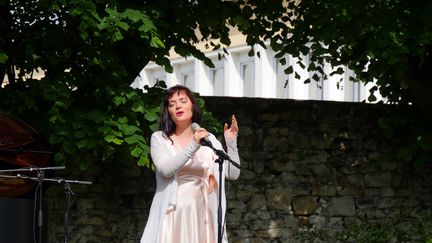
[224,114,239,141]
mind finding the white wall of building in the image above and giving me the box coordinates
[132,44,383,103]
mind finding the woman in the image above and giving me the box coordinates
[140,85,240,243]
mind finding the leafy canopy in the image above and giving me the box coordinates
[1,0,431,168]
[273,0,432,163]
[0,0,237,169]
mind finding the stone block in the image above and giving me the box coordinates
[344,216,362,228]
[249,159,265,174]
[77,216,104,226]
[309,133,335,150]
[228,200,245,209]
[282,150,305,161]
[312,184,337,196]
[292,182,312,196]
[311,164,337,183]
[308,215,326,228]
[340,185,364,197]
[266,187,293,211]
[77,198,95,210]
[358,161,381,173]
[255,226,294,239]
[344,174,365,187]
[379,160,399,171]
[283,215,299,228]
[278,172,302,185]
[380,187,394,196]
[227,212,242,222]
[330,196,355,216]
[295,166,311,176]
[260,113,279,122]
[292,196,318,216]
[364,188,381,196]
[251,238,268,243]
[279,127,290,136]
[239,168,257,180]
[287,132,311,149]
[95,228,114,237]
[328,217,343,230]
[236,191,252,203]
[301,153,328,164]
[248,194,267,210]
[364,172,392,187]
[355,198,374,210]
[268,160,297,172]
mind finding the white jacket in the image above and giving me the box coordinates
[140,131,240,243]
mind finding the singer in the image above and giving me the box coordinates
[140,85,240,243]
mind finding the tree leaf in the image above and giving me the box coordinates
[144,112,159,122]
[121,124,140,136]
[131,146,142,157]
[284,66,293,74]
[137,155,150,167]
[116,21,129,31]
[0,52,8,64]
[124,9,145,22]
[398,147,413,161]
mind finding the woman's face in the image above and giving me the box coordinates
[167,91,193,126]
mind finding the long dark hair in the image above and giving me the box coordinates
[159,85,202,138]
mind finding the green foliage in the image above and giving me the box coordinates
[375,106,432,164]
[0,0,234,169]
[0,77,163,169]
[279,0,432,106]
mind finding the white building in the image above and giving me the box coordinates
[132,29,382,103]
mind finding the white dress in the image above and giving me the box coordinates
[140,131,240,243]
[158,144,216,243]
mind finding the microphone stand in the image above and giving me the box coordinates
[0,166,92,243]
[215,156,224,243]
[201,140,240,170]
[201,140,240,243]
[62,178,75,243]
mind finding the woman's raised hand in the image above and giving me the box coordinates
[224,115,239,141]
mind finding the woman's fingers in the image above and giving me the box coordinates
[231,115,239,133]
[193,127,209,144]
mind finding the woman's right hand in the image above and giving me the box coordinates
[193,127,209,145]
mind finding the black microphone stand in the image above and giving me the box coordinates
[201,140,240,243]
[37,168,44,243]
[62,179,75,243]
[0,167,92,243]
[215,156,224,243]
[201,140,240,170]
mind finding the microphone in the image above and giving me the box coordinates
[191,122,212,147]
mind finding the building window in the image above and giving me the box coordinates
[210,67,224,96]
[241,61,254,97]
[352,81,360,102]
[182,72,194,90]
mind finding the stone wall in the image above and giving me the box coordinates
[45,97,432,242]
